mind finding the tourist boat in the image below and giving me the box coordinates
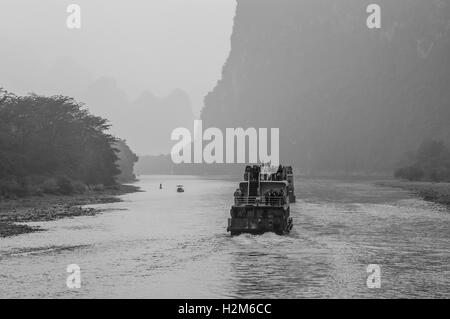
[177,184,185,193]
[227,164,295,235]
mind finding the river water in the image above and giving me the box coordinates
[0,175,449,298]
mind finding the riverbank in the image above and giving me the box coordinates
[0,184,140,238]
[378,180,450,207]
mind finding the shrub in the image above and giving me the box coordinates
[91,184,105,192]
[0,177,23,198]
[72,181,87,194]
[394,166,424,181]
[395,140,450,182]
[40,178,59,194]
[428,166,450,183]
[57,176,74,195]
[24,184,43,197]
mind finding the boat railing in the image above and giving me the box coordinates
[234,196,287,206]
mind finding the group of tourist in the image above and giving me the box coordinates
[264,189,285,206]
[245,164,286,181]
[233,187,286,206]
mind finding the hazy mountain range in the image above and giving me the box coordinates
[200,0,450,175]
[3,0,450,176]
[0,46,195,156]
[84,78,195,156]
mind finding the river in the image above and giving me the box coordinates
[0,175,449,298]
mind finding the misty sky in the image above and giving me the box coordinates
[0,0,236,115]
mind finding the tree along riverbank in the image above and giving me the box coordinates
[378,180,450,208]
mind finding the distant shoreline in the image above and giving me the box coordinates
[377,180,450,208]
[0,184,140,238]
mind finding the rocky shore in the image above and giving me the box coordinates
[378,180,450,208]
[0,184,140,237]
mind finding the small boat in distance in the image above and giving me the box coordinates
[227,164,295,236]
[177,184,185,193]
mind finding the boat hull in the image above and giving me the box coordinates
[227,205,293,236]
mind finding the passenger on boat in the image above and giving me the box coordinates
[267,189,275,206]
[280,189,285,205]
[234,188,243,205]
[264,191,270,205]
[245,166,252,181]
[252,165,260,181]
[273,190,280,206]
[276,165,283,181]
